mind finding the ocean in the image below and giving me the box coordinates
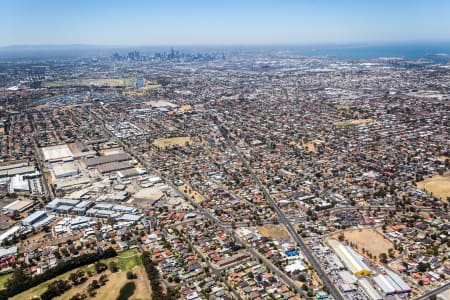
[288,42,450,62]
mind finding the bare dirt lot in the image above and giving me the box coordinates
[332,228,397,258]
[417,173,450,201]
[178,183,204,203]
[257,224,290,239]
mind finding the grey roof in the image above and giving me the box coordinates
[85,152,131,167]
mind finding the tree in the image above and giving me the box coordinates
[418,262,430,273]
[109,261,119,272]
[40,280,71,300]
[388,248,395,258]
[90,280,100,289]
[70,293,87,300]
[127,271,137,279]
[379,253,388,263]
[95,262,108,273]
[99,274,108,285]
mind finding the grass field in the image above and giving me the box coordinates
[335,105,350,110]
[153,137,192,148]
[0,273,12,290]
[334,119,374,128]
[332,229,397,258]
[417,173,450,201]
[11,249,144,300]
[257,224,290,239]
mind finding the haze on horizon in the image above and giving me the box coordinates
[1,0,450,47]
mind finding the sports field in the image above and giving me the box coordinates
[334,119,374,128]
[417,173,450,201]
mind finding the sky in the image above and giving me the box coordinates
[1,0,450,46]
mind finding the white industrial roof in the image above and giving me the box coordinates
[42,144,73,161]
[329,239,371,275]
[52,162,78,177]
[359,278,383,300]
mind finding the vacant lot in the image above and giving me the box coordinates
[178,183,204,203]
[257,224,290,239]
[153,137,192,148]
[417,174,450,201]
[333,229,396,258]
[334,119,374,128]
[178,105,193,111]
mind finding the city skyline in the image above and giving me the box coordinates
[2,0,450,47]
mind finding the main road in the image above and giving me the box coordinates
[415,282,450,300]
[214,116,344,300]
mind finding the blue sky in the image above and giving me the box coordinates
[1,0,450,46]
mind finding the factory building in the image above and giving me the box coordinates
[328,240,372,276]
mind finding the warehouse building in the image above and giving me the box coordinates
[45,198,80,211]
[358,278,382,300]
[21,210,55,228]
[116,213,142,222]
[328,240,372,276]
[84,152,131,168]
[97,162,132,174]
[338,270,358,284]
[0,226,21,245]
[0,165,36,178]
[52,162,79,179]
[373,269,411,296]
[71,200,94,215]
[9,175,30,193]
[2,199,34,214]
[41,144,74,162]
[117,168,142,178]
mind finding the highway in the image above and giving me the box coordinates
[214,117,345,300]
